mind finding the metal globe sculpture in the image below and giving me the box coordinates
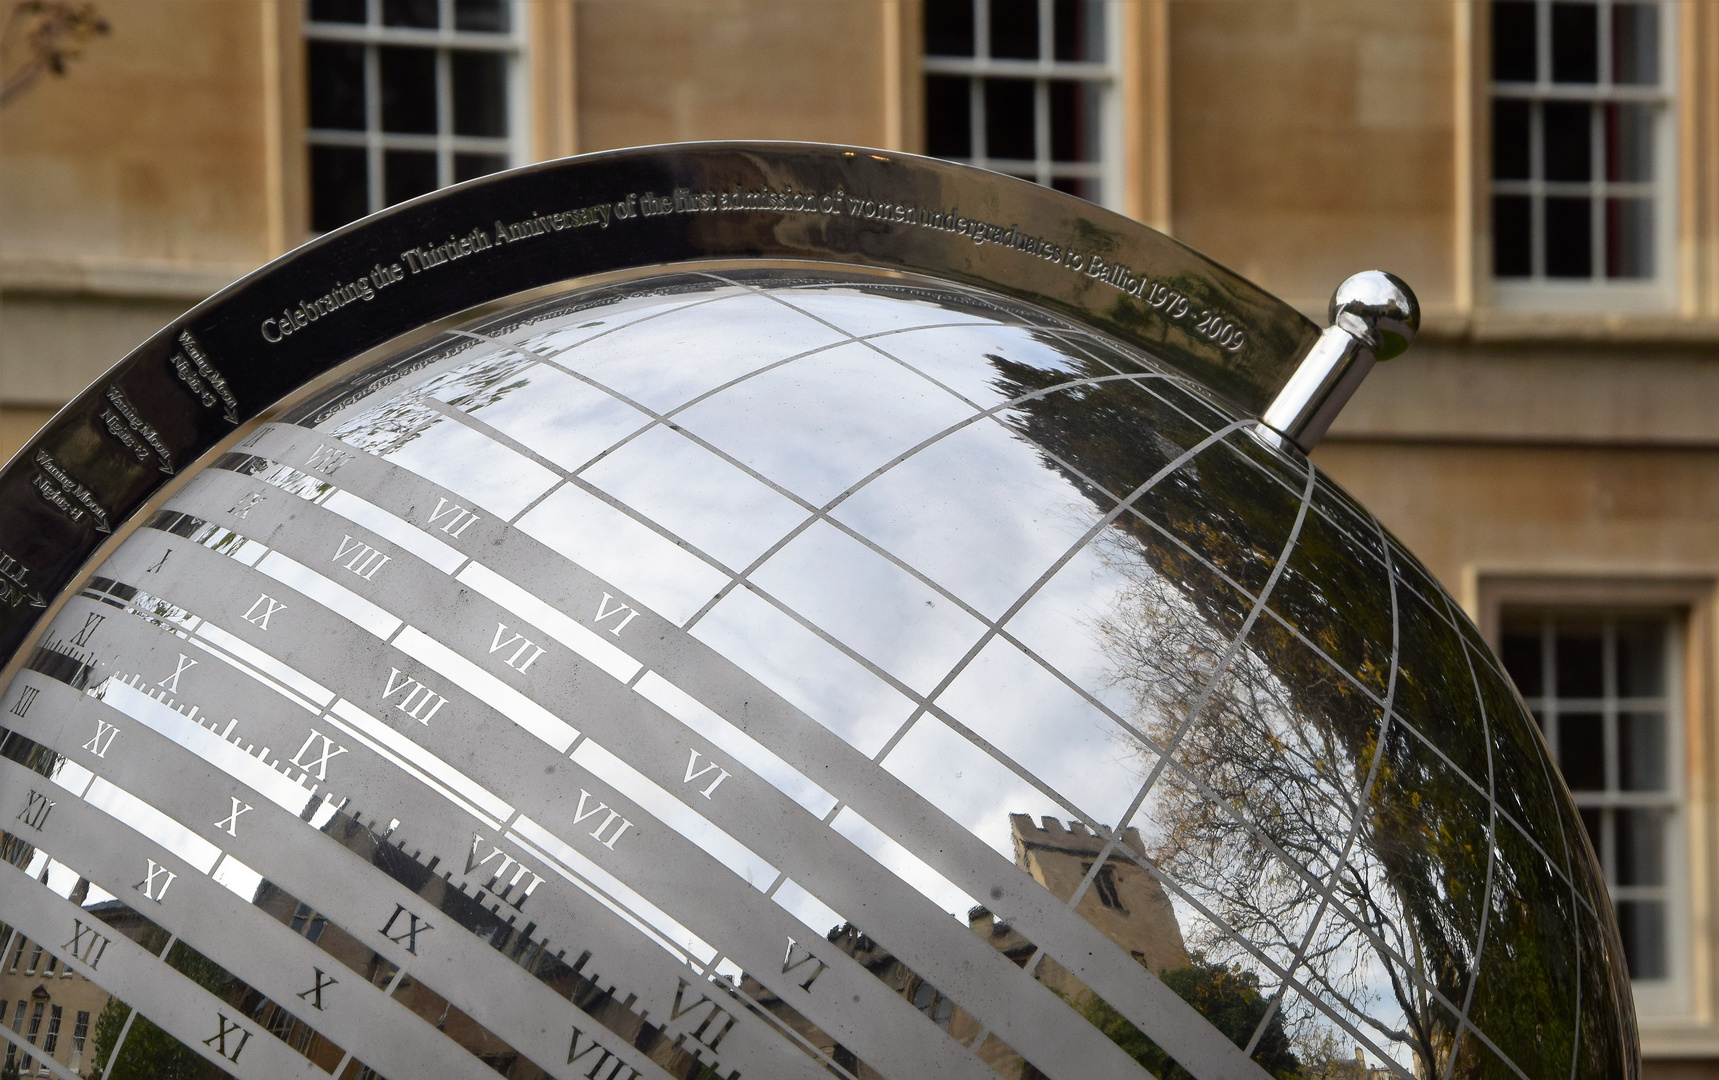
[0,145,1633,1080]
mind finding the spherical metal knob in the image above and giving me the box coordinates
[1329,270,1419,361]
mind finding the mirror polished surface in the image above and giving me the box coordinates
[0,266,1631,1080]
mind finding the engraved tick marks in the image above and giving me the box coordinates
[305,444,352,477]
[668,977,739,1053]
[70,612,105,648]
[64,920,109,969]
[682,749,731,800]
[202,1013,251,1062]
[382,668,448,724]
[229,490,264,519]
[781,938,828,991]
[297,967,337,1010]
[82,718,119,758]
[158,653,197,694]
[215,797,252,837]
[567,1027,641,1080]
[572,790,633,849]
[426,496,481,539]
[9,686,38,718]
[135,858,176,903]
[380,903,431,954]
[15,789,53,831]
[463,834,545,910]
[289,730,348,781]
[490,623,545,674]
[593,593,640,636]
[242,593,287,630]
[332,535,390,581]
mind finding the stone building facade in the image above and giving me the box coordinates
[3,0,1719,1075]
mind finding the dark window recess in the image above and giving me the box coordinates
[454,0,509,32]
[1551,2,1599,82]
[1607,198,1653,278]
[1612,3,1659,84]
[310,146,368,233]
[1054,0,1103,62]
[452,50,507,137]
[1492,98,1531,180]
[1543,101,1592,182]
[1500,622,1543,695]
[384,150,439,206]
[925,75,972,157]
[924,0,974,57]
[383,0,438,28]
[985,78,1036,159]
[308,0,364,23]
[1051,176,1098,202]
[455,153,508,184]
[990,0,1038,58]
[1619,902,1667,979]
[1049,79,1099,162]
[1492,195,1532,277]
[1493,1,1538,80]
[1557,713,1605,790]
[380,46,437,134]
[307,42,366,130]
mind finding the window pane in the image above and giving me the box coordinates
[310,145,369,232]
[1606,198,1654,278]
[1543,101,1592,181]
[1492,1,1537,81]
[380,46,437,134]
[455,152,507,183]
[1579,806,1602,853]
[1555,620,1603,696]
[1605,102,1653,182]
[1617,618,1666,696]
[308,0,364,23]
[452,50,507,137]
[925,75,971,157]
[1500,620,1543,695]
[1050,175,1100,204]
[307,42,366,130]
[1551,2,1598,83]
[1557,712,1605,790]
[924,0,974,57]
[383,0,438,28]
[1546,196,1594,276]
[1619,711,1666,791]
[384,149,438,206]
[1054,0,1104,62]
[984,78,1036,160]
[1049,80,1099,162]
[1492,98,1531,179]
[989,0,1038,59]
[1612,3,1660,85]
[1615,807,1665,884]
[1493,194,1532,276]
[1618,900,1667,978]
[454,0,509,33]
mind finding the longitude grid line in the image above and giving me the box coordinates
[1036,461,1315,1051]
[1439,594,1508,1080]
[1242,475,1406,1057]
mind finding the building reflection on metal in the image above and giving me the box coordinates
[0,145,1631,1080]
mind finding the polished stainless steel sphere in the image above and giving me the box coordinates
[0,265,1628,1080]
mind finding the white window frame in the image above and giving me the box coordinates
[1504,608,1686,1016]
[1486,0,1677,312]
[303,0,528,223]
[921,0,1123,211]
